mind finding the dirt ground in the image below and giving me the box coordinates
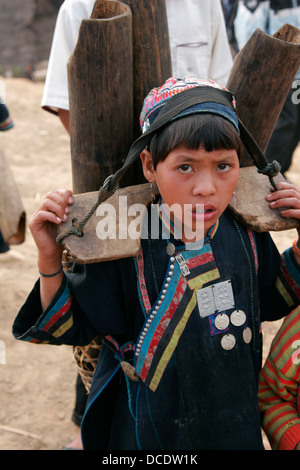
[0,77,299,450]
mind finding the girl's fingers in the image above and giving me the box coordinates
[266,182,300,218]
[34,209,64,225]
[43,189,73,208]
[268,196,300,210]
[52,189,74,205]
[267,187,300,202]
[280,208,300,219]
[41,198,69,222]
[34,189,74,222]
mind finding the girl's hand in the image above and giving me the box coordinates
[266,181,300,224]
[29,189,74,263]
[266,181,300,253]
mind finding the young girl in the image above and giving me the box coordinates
[13,76,300,450]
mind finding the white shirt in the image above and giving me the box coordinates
[41,0,233,113]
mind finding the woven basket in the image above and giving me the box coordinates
[63,251,102,393]
[73,336,102,393]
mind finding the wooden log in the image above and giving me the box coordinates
[124,0,172,141]
[68,0,133,194]
[119,0,172,184]
[227,25,300,166]
[68,0,171,193]
[226,24,300,232]
[0,142,25,244]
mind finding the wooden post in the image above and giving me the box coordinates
[226,24,300,231]
[68,0,172,193]
[226,24,300,166]
[68,1,133,194]
[124,0,172,141]
[120,0,172,184]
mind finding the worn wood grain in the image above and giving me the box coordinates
[228,167,299,232]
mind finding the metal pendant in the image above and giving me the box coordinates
[197,285,215,317]
[215,313,230,330]
[243,327,252,344]
[175,253,190,276]
[212,280,235,312]
[230,309,246,327]
[221,334,236,350]
[166,243,175,256]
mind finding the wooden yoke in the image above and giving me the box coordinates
[0,142,25,245]
[227,24,300,231]
[59,22,300,263]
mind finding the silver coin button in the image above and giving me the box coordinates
[243,327,252,344]
[221,334,236,350]
[230,309,246,327]
[215,313,230,330]
[166,243,175,256]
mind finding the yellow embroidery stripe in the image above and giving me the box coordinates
[188,268,220,290]
[275,276,294,307]
[52,316,74,338]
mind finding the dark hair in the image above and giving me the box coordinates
[149,113,242,168]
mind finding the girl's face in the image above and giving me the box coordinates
[141,144,240,243]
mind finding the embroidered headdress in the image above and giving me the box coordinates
[140,75,239,134]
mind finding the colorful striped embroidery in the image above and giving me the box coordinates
[23,279,73,343]
[135,248,152,317]
[135,243,220,391]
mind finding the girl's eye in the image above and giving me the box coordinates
[178,164,192,173]
[217,163,231,172]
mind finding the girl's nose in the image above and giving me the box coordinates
[192,172,216,197]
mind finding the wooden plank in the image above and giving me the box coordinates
[229,167,299,232]
[58,183,157,263]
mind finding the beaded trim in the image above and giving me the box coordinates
[135,254,176,360]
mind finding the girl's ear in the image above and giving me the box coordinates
[140,149,156,182]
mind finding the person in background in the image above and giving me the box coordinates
[39,0,234,450]
[258,305,300,450]
[42,0,233,132]
[234,0,300,175]
[221,0,239,56]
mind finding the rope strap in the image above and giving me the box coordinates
[56,175,116,244]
